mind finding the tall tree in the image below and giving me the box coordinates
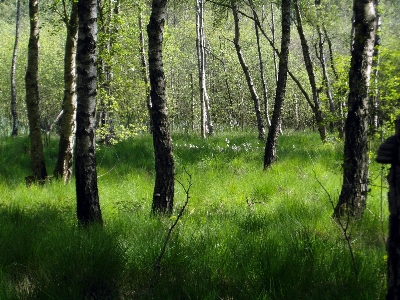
[148,0,175,214]
[254,6,271,128]
[10,0,21,137]
[25,0,47,181]
[264,0,291,168]
[231,1,265,140]
[139,10,152,131]
[333,0,377,219]
[53,0,78,183]
[196,0,213,138]
[370,0,381,132]
[293,0,326,142]
[75,0,103,225]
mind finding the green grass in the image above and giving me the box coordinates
[0,131,388,299]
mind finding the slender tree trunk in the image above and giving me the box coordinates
[316,27,335,114]
[148,0,175,215]
[293,0,326,142]
[323,26,339,81]
[254,8,270,128]
[196,0,213,138]
[75,0,103,226]
[139,10,152,131]
[231,2,265,140]
[264,0,291,169]
[370,0,381,132]
[218,36,235,128]
[269,2,278,85]
[54,0,78,183]
[322,26,344,137]
[25,0,47,181]
[191,73,195,131]
[333,0,377,219]
[11,0,21,137]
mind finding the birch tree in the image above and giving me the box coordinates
[75,0,103,225]
[196,0,213,138]
[264,0,291,168]
[231,1,265,140]
[53,0,78,183]
[25,0,48,181]
[333,0,377,219]
[148,0,175,214]
[10,0,21,137]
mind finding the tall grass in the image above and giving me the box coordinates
[0,131,387,299]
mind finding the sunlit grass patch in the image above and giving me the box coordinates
[0,131,388,299]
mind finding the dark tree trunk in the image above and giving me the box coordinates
[54,0,78,183]
[380,118,400,299]
[264,0,291,169]
[231,2,265,140]
[11,0,21,137]
[334,0,377,219]
[75,0,103,226]
[148,0,175,215]
[25,0,47,181]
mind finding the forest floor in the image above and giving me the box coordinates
[0,130,388,299]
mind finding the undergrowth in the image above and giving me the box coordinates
[0,131,388,299]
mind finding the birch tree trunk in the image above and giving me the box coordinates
[10,0,21,137]
[25,0,47,181]
[293,0,326,142]
[370,0,381,132]
[264,0,291,168]
[196,0,213,138]
[231,2,265,140]
[54,0,78,183]
[139,10,152,131]
[75,0,103,225]
[148,0,175,215]
[254,8,271,128]
[333,0,377,219]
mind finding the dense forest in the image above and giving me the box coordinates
[1,0,400,298]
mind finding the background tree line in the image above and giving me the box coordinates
[0,0,398,140]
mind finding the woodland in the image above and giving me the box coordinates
[0,0,400,299]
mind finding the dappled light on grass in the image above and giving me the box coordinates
[0,131,388,299]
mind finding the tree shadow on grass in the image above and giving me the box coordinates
[0,205,126,300]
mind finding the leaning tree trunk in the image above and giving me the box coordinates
[264,0,291,169]
[293,0,326,142]
[75,0,103,226]
[232,2,265,140]
[333,0,377,219]
[54,0,78,183]
[148,0,175,215]
[25,0,47,181]
[11,0,21,137]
